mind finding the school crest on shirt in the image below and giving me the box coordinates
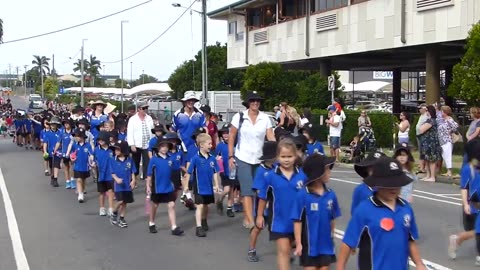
[176,155,181,161]
[168,160,173,167]
[327,199,333,210]
[403,214,411,228]
[296,181,303,190]
[210,161,215,168]
[109,152,114,158]
[126,162,131,169]
[83,148,88,153]
[313,148,319,153]
[310,203,318,211]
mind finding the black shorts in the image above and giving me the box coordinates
[194,194,214,205]
[463,211,477,231]
[74,170,90,179]
[269,231,294,241]
[300,254,336,267]
[62,157,71,166]
[97,181,113,193]
[151,192,177,204]
[115,191,134,204]
[170,170,182,190]
[49,156,62,169]
[220,173,238,187]
[34,133,40,139]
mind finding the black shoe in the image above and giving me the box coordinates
[45,171,50,177]
[171,227,184,236]
[201,219,209,231]
[52,179,59,187]
[110,213,118,225]
[118,218,128,228]
[149,225,157,233]
[196,226,206,237]
[247,249,259,262]
[226,208,235,218]
[216,201,224,215]
[50,179,54,186]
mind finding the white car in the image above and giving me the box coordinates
[29,95,43,109]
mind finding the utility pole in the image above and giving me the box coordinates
[130,61,133,86]
[16,67,19,91]
[201,0,208,105]
[142,69,145,85]
[8,64,12,88]
[24,65,28,97]
[81,39,87,107]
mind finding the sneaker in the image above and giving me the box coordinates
[108,208,114,216]
[448,234,458,259]
[180,194,187,205]
[78,193,84,203]
[65,181,71,189]
[216,201,224,215]
[99,207,107,216]
[52,179,59,187]
[70,180,77,189]
[149,225,158,234]
[118,218,128,228]
[171,227,184,236]
[185,198,196,210]
[196,226,206,237]
[110,213,118,225]
[476,256,480,266]
[45,171,50,176]
[201,219,209,231]
[247,249,259,262]
[226,208,235,218]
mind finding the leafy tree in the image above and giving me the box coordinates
[32,55,50,98]
[0,18,3,43]
[42,77,59,100]
[73,59,89,74]
[136,74,158,85]
[114,79,129,88]
[87,55,101,86]
[168,60,195,99]
[449,22,480,106]
[297,72,343,110]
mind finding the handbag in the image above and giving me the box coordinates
[451,132,463,143]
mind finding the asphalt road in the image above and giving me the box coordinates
[0,95,476,270]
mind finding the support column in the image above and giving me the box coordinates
[319,60,332,78]
[392,68,402,114]
[444,66,453,107]
[425,48,440,105]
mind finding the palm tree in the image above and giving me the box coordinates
[73,59,89,74]
[0,18,3,43]
[87,55,101,86]
[32,55,50,98]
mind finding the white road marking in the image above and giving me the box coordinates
[333,229,452,270]
[330,177,462,206]
[331,170,357,173]
[414,190,463,201]
[0,168,30,270]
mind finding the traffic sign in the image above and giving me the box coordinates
[328,75,335,92]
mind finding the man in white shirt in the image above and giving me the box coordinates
[327,108,342,161]
[127,103,154,180]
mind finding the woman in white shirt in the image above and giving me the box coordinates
[397,111,410,145]
[228,92,275,229]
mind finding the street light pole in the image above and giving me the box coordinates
[24,65,28,97]
[142,69,145,85]
[201,0,208,105]
[130,61,133,85]
[121,20,129,112]
[80,39,87,107]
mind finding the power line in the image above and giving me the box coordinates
[61,49,81,64]
[1,0,153,44]
[103,0,196,64]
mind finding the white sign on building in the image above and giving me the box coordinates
[373,71,393,80]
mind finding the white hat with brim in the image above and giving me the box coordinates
[181,93,199,102]
[104,102,116,114]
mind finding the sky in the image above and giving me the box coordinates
[0,0,236,81]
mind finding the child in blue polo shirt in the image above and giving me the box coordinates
[40,119,51,176]
[116,119,127,141]
[24,112,34,149]
[337,157,426,270]
[146,135,184,236]
[300,124,324,156]
[214,124,235,217]
[256,138,307,270]
[350,151,385,215]
[248,141,277,262]
[166,132,184,195]
[292,153,339,269]
[94,132,114,216]
[55,119,75,189]
[68,128,94,203]
[109,140,137,228]
[43,117,62,187]
[184,133,220,237]
[147,125,166,158]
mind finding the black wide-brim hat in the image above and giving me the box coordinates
[74,128,87,139]
[259,141,278,160]
[354,151,386,178]
[393,144,415,162]
[218,123,230,134]
[76,118,90,129]
[298,123,313,135]
[303,154,336,185]
[110,140,130,156]
[97,131,111,142]
[151,125,165,134]
[293,134,308,150]
[153,136,174,151]
[363,156,413,188]
[165,132,181,144]
[62,118,75,127]
[274,127,291,141]
[244,91,264,102]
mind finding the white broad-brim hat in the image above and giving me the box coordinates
[181,92,199,102]
[104,102,116,115]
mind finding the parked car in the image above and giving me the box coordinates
[29,95,43,109]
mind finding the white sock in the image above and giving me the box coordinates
[182,191,186,196]
[171,225,177,230]
[186,193,192,199]
[149,222,155,226]
[71,177,75,181]
[66,180,70,183]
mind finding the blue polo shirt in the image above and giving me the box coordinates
[306,141,324,156]
[110,156,137,192]
[147,154,175,194]
[252,164,274,217]
[44,129,61,156]
[291,187,341,257]
[169,148,184,171]
[40,128,49,142]
[33,121,42,134]
[257,166,307,234]
[90,114,108,140]
[118,131,127,141]
[172,108,205,150]
[185,144,199,164]
[94,146,113,182]
[148,136,159,152]
[215,142,230,177]
[351,183,374,216]
[59,129,74,155]
[460,163,480,215]
[24,119,33,132]
[187,152,220,195]
[14,119,23,131]
[72,142,93,172]
[343,196,419,270]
